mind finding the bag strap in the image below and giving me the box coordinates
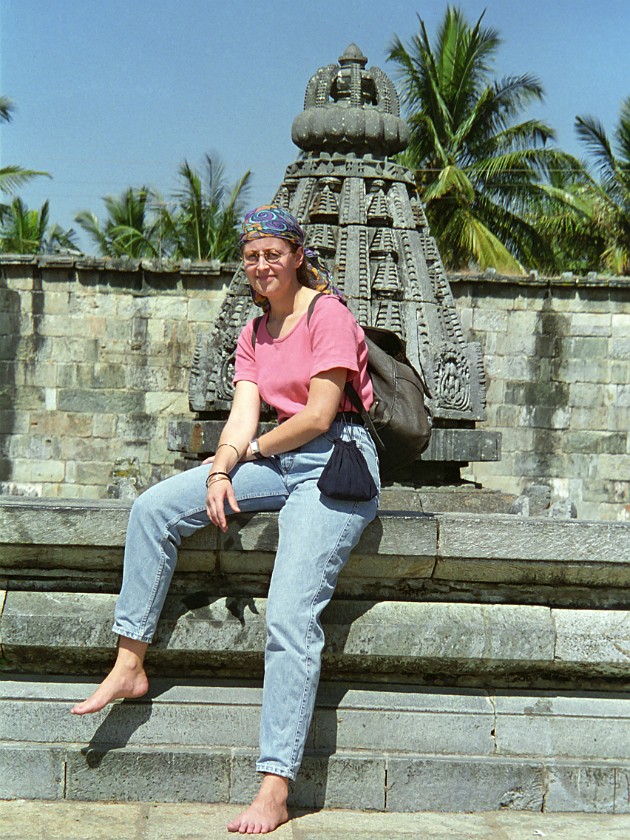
[345,379,384,451]
[306,293,384,446]
[251,292,324,350]
[249,293,384,443]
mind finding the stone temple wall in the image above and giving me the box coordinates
[454,271,630,522]
[1,257,628,520]
[0,257,228,500]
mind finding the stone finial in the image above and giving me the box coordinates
[291,44,409,156]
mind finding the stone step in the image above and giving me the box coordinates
[1,680,629,813]
[2,592,629,688]
[2,499,630,608]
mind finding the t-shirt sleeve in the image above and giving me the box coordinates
[234,319,258,384]
[308,297,360,379]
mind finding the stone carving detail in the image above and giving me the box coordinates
[435,346,472,412]
[188,44,488,428]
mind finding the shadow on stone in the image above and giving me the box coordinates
[79,683,173,766]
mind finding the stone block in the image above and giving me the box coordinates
[9,434,62,461]
[438,513,630,565]
[563,431,627,455]
[545,763,617,812]
[313,687,495,756]
[0,499,131,546]
[554,609,630,673]
[386,756,545,812]
[494,692,630,761]
[617,768,630,813]
[596,454,630,481]
[611,339,630,360]
[0,680,263,749]
[570,313,612,336]
[65,745,230,803]
[10,458,66,483]
[561,336,609,360]
[472,309,508,332]
[188,298,223,323]
[295,754,386,810]
[331,601,554,668]
[145,391,189,414]
[58,388,145,414]
[11,386,46,410]
[0,744,64,799]
[29,410,93,438]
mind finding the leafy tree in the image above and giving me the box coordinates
[156,156,251,261]
[75,187,161,258]
[0,196,78,254]
[0,96,49,195]
[76,157,250,260]
[573,97,630,275]
[387,6,583,272]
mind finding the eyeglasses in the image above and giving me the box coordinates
[242,248,292,265]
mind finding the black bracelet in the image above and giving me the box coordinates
[205,471,232,488]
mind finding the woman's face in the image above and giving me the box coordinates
[242,237,304,304]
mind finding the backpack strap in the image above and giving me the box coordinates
[250,314,264,349]
[251,292,325,350]
[345,378,384,451]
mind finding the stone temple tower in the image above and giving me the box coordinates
[170,45,500,480]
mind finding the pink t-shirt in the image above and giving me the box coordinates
[234,295,374,422]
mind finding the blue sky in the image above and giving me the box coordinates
[1,0,629,251]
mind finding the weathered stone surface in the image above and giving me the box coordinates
[436,514,630,587]
[312,687,495,756]
[0,592,564,681]
[386,755,545,812]
[4,500,630,593]
[0,497,131,547]
[65,746,230,803]
[0,744,64,799]
[494,691,630,760]
[554,609,630,673]
[545,763,618,812]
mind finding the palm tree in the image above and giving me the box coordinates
[75,187,161,258]
[571,97,630,275]
[156,155,251,261]
[0,197,78,254]
[387,6,583,272]
[0,96,49,195]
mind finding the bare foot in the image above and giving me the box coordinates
[71,638,149,715]
[227,774,289,834]
[70,665,149,715]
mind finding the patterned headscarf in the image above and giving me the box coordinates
[239,205,345,310]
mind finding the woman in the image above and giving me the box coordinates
[71,206,380,834]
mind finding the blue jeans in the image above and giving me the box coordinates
[113,419,380,780]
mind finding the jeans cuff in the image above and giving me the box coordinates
[255,762,296,781]
[111,623,153,644]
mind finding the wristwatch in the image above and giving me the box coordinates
[250,439,264,460]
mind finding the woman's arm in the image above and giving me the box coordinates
[244,367,347,460]
[205,380,261,531]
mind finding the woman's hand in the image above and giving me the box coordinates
[206,477,241,533]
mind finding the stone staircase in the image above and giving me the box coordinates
[1,496,629,812]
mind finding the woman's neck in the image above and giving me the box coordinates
[267,285,316,321]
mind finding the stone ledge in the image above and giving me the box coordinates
[0,740,628,812]
[1,500,629,596]
[2,592,629,686]
[3,680,630,764]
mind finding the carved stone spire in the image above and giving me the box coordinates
[291,45,409,157]
[174,46,500,477]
